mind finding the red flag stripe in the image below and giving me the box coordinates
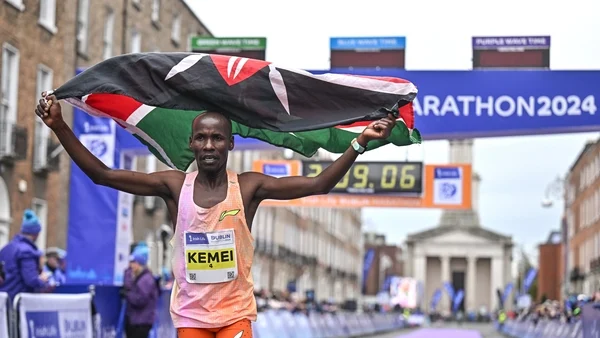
[335,104,414,129]
[83,93,143,122]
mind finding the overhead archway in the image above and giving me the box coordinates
[0,176,10,248]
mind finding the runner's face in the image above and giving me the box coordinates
[190,113,233,172]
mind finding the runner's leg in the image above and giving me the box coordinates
[215,319,253,338]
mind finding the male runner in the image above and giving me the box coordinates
[35,93,396,338]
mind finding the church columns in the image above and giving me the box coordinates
[490,256,503,311]
[413,255,427,291]
[467,256,477,312]
[441,255,450,311]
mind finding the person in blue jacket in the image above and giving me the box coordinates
[42,247,67,285]
[0,209,51,300]
[122,249,159,338]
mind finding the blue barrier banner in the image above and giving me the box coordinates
[150,291,176,338]
[67,102,120,284]
[330,37,406,50]
[18,293,94,338]
[66,68,150,285]
[55,285,124,338]
[309,69,600,139]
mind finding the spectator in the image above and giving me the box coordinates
[122,249,159,338]
[42,247,67,285]
[0,209,51,300]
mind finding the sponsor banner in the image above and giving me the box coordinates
[113,153,135,285]
[0,292,8,338]
[19,293,93,338]
[501,282,514,306]
[430,289,442,311]
[452,289,465,312]
[252,160,472,209]
[443,281,455,302]
[309,69,600,139]
[67,98,119,284]
[330,37,406,50]
[362,249,375,293]
[522,268,538,294]
[472,36,550,49]
[67,68,149,285]
[433,167,463,205]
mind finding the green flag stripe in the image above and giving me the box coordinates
[134,107,422,171]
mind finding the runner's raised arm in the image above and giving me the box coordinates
[35,93,182,198]
[246,114,397,201]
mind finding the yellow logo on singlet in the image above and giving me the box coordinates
[219,209,240,221]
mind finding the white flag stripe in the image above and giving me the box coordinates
[164,54,206,81]
[126,103,155,126]
[67,97,176,169]
[275,65,417,96]
[233,58,249,79]
[268,65,290,114]
[227,56,238,78]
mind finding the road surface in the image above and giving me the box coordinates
[371,322,505,338]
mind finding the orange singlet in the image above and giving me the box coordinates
[170,170,256,338]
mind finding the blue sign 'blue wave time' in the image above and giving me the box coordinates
[330,37,406,51]
[311,68,600,140]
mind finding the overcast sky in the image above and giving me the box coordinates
[185,0,600,259]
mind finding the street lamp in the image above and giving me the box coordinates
[541,176,565,208]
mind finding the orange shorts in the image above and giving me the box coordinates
[177,319,253,338]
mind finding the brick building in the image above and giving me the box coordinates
[0,0,211,251]
[0,0,78,249]
[565,136,600,295]
[362,232,403,296]
[537,230,562,302]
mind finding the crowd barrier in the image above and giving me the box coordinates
[2,285,409,338]
[253,309,406,338]
[499,319,582,338]
[0,292,8,338]
[8,292,94,338]
[499,303,600,338]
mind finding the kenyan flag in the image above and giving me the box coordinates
[53,53,421,171]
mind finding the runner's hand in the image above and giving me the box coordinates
[359,113,395,142]
[35,92,66,130]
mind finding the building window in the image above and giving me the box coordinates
[34,65,53,171]
[0,43,19,156]
[151,0,160,23]
[130,30,141,53]
[5,0,24,11]
[102,8,115,60]
[39,0,57,33]
[567,210,574,239]
[171,13,181,44]
[76,0,90,55]
[32,198,48,251]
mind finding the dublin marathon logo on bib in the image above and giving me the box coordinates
[184,229,238,283]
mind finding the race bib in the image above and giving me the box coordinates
[184,229,238,284]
